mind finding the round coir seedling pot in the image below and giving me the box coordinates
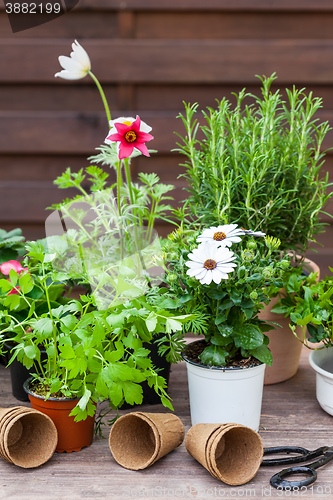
[23,379,95,453]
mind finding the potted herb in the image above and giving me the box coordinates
[273,269,333,414]
[163,223,288,431]
[0,242,190,452]
[175,74,332,383]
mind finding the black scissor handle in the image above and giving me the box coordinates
[262,446,328,466]
[270,466,317,489]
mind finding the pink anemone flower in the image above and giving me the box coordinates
[105,115,154,160]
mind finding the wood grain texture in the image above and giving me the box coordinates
[2,39,333,84]
[0,348,332,500]
[1,1,333,273]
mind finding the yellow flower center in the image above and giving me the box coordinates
[125,130,137,143]
[204,259,217,270]
[213,231,226,241]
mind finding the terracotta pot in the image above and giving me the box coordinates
[23,380,95,453]
[259,257,320,385]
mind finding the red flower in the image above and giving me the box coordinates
[0,260,28,295]
[0,260,27,275]
[105,115,154,160]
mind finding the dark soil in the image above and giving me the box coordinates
[183,340,261,368]
[28,380,73,399]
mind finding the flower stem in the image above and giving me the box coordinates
[88,70,111,126]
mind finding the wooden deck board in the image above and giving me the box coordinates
[0,347,333,500]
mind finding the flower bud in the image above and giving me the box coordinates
[262,267,274,278]
[168,273,178,283]
[250,291,258,300]
[241,249,254,262]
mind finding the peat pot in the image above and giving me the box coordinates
[309,348,333,416]
[23,379,95,453]
[181,341,265,432]
[260,257,320,385]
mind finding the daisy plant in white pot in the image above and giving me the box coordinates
[163,223,289,430]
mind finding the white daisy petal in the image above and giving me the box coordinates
[200,272,213,285]
[243,229,266,237]
[197,224,244,248]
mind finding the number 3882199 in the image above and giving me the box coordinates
[5,3,62,14]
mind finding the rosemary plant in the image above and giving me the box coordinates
[176,74,332,256]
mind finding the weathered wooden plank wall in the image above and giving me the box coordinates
[0,0,332,273]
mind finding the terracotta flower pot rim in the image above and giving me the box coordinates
[23,377,79,402]
[181,339,263,371]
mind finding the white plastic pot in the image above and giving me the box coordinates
[182,343,266,431]
[309,348,333,416]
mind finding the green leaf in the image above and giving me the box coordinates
[165,318,182,333]
[0,278,13,293]
[199,345,227,366]
[24,345,38,360]
[296,313,313,326]
[122,381,143,405]
[160,395,174,410]
[59,344,75,359]
[61,314,77,330]
[249,345,273,366]
[33,317,54,335]
[145,312,157,332]
[78,387,92,411]
[108,383,123,407]
[233,325,264,350]
[107,347,125,363]
[106,312,125,329]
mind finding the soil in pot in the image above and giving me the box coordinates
[183,340,261,369]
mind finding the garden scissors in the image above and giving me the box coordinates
[261,446,333,489]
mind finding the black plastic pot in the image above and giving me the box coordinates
[4,342,47,402]
[121,334,171,409]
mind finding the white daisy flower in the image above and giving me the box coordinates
[197,224,244,248]
[242,229,266,237]
[55,40,91,80]
[185,242,237,285]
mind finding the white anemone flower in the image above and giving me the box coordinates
[242,229,266,237]
[186,242,237,285]
[55,40,91,80]
[197,224,244,248]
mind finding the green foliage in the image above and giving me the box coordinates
[176,74,332,255]
[163,227,289,367]
[0,245,194,421]
[0,228,25,264]
[272,267,333,348]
